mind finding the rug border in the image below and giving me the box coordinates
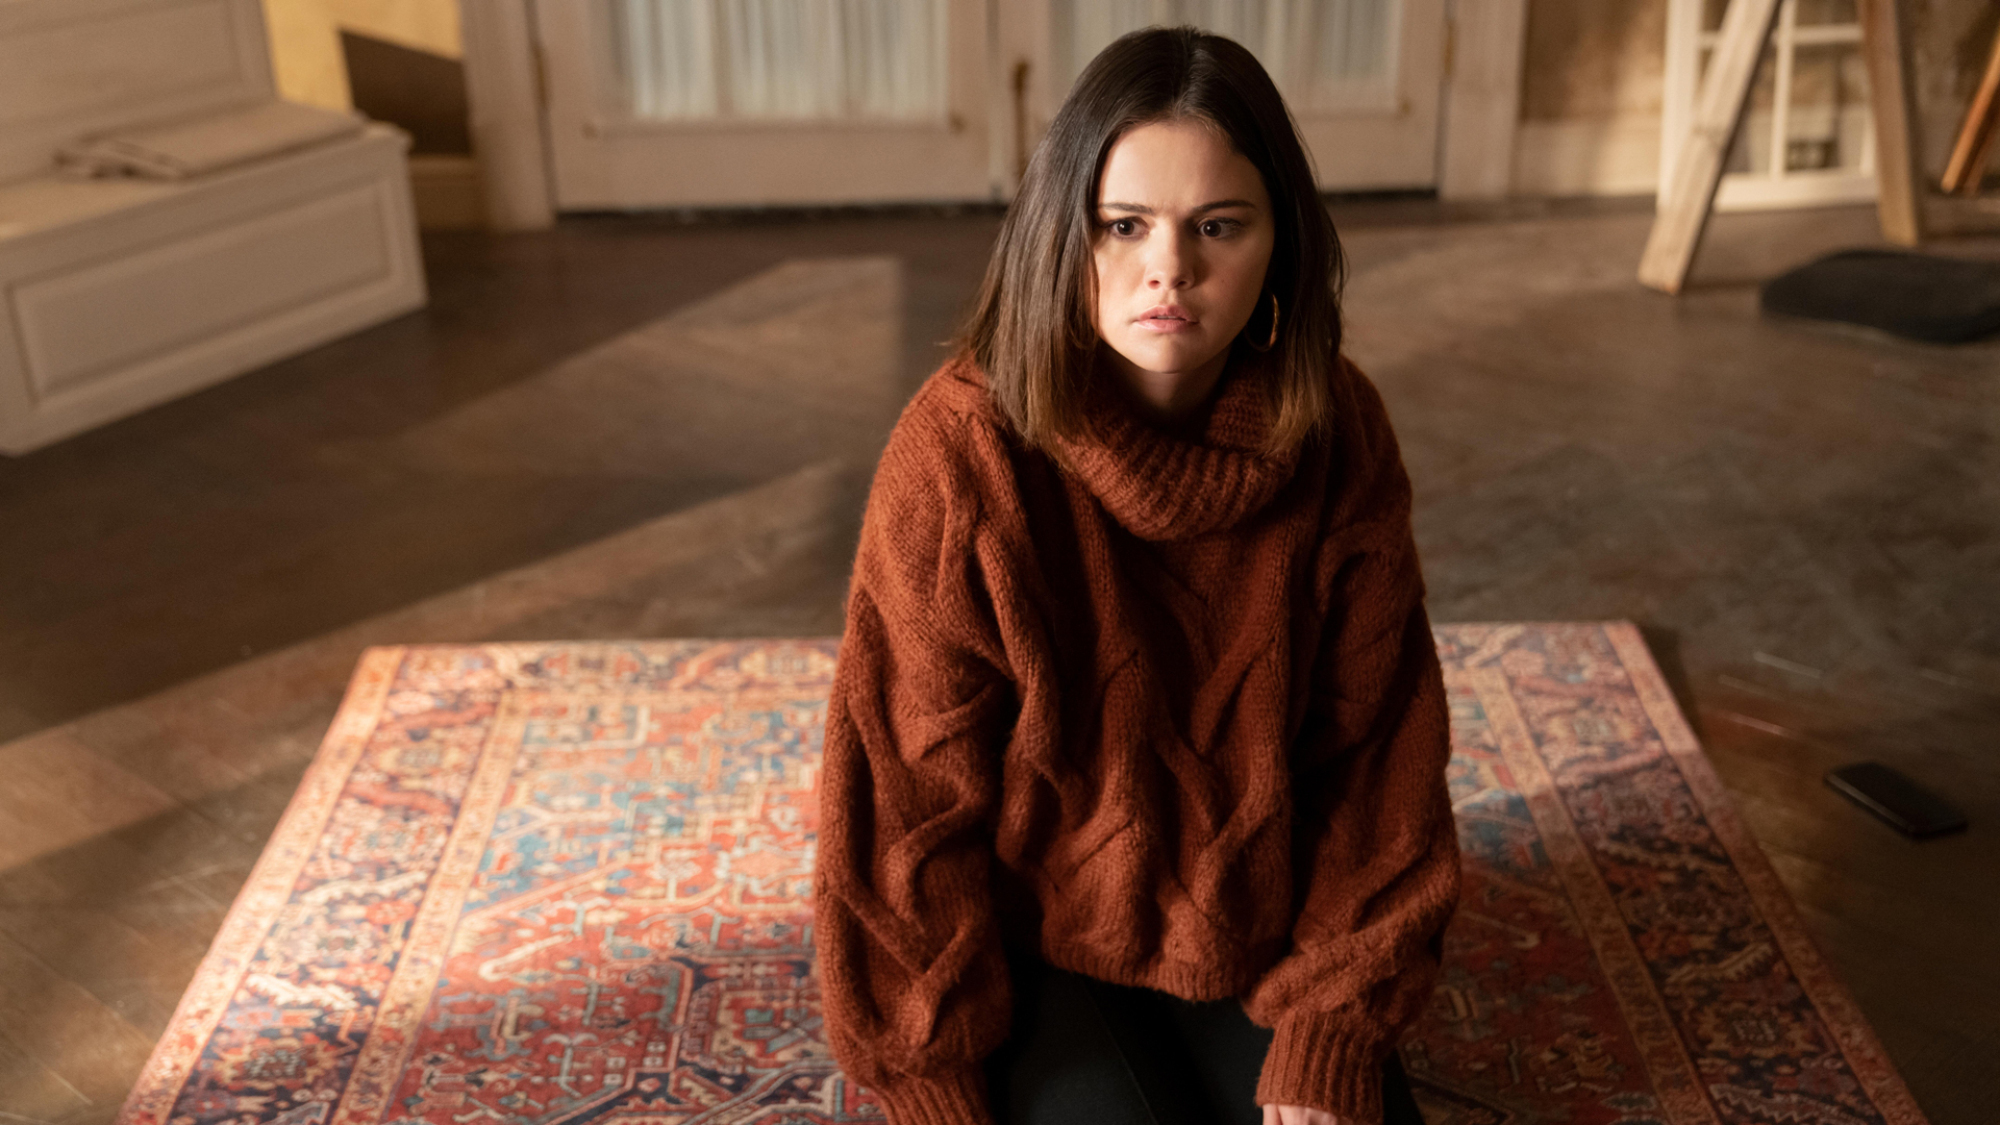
[327,690,535,1125]
[115,645,409,1125]
[1603,622,1933,1125]
[1469,666,1722,1125]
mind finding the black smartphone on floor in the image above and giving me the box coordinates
[1825,762,1968,839]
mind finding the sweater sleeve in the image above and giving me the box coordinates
[812,411,1015,1125]
[1244,368,1462,1123]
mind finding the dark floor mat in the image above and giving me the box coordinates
[1760,248,2000,344]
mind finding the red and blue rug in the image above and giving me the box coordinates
[118,624,1929,1125]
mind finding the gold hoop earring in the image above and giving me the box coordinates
[1250,292,1280,352]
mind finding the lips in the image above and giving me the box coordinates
[1135,305,1197,334]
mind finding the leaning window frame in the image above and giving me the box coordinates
[1659,0,1878,211]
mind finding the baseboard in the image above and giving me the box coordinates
[409,153,485,230]
[1512,117,1662,198]
[1921,192,2000,237]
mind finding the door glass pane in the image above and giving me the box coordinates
[1054,0,1401,113]
[609,0,948,122]
[1786,42,1868,171]
[1705,42,1780,175]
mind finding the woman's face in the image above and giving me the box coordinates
[1090,117,1275,414]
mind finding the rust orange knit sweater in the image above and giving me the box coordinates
[811,345,1460,1125]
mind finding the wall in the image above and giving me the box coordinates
[1509,0,1669,197]
[262,0,462,110]
[259,0,1996,209]
[260,0,479,227]
[1906,0,2000,185]
[1507,0,1996,200]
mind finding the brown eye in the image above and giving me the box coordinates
[1199,219,1234,237]
[1110,218,1137,236]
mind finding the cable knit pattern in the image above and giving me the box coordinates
[812,349,1460,1125]
[1052,349,1298,540]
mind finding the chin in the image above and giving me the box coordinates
[1120,335,1218,375]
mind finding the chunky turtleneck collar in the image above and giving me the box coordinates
[1054,348,1300,541]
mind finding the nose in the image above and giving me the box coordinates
[1143,225,1195,291]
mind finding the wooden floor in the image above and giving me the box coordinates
[0,197,1994,1124]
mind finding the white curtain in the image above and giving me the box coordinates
[612,0,949,121]
[1058,0,1400,113]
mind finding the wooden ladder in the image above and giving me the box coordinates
[1637,0,1926,294]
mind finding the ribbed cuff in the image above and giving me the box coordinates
[1253,1010,1386,1122]
[867,1065,995,1125]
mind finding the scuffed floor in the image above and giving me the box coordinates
[0,198,1993,1124]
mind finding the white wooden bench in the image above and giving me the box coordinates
[0,0,426,454]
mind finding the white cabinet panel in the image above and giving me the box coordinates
[0,127,426,454]
[17,185,395,400]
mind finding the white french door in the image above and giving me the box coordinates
[534,0,1447,210]
[1010,0,1448,193]
[536,0,994,208]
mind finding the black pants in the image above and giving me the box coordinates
[981,943,1424,1125]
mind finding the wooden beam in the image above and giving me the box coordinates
[1940,20,2000,196]
[1860,0,1924,244]
[1638,0,1785,294]
[1439,0,1530,201]
[459,0,555,231]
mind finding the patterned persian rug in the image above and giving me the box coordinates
[118,624,1929,1125]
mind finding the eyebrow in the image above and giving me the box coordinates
[1098,199,1258,215]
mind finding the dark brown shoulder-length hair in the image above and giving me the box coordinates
[959,25,1346,458]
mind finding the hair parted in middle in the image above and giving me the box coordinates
[959,25,1347,459]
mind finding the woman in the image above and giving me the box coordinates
[811,26,1460,1125]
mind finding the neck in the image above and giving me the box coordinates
[1101,343,1232,427]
